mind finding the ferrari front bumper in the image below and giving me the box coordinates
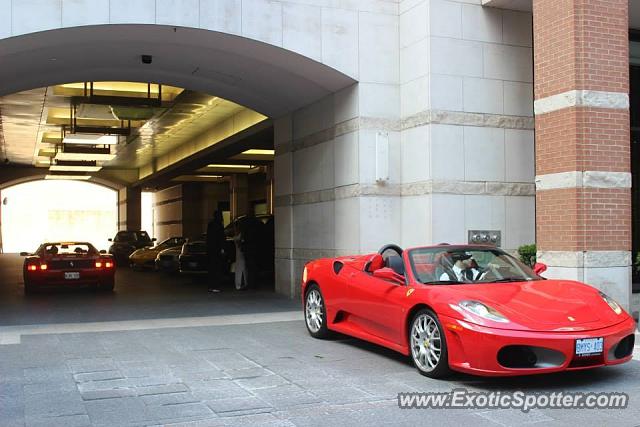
[440,314,637,376]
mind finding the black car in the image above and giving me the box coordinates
[108,230,155,266]
[179,241,208,274]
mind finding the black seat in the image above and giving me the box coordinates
[386,255,405,276]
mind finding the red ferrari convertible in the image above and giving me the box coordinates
[22,242,116,294]
[301,244,636,378]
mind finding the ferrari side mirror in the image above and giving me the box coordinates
[373,267,405,285]
[533,262,547,275]
[19,252,30,256]
[99,250,107,254]
[108,238,113,242]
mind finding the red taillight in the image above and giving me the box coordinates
[39,264,48,270]
[28,265,37,271]
[96,259,114,268]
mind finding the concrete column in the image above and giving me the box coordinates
[181,183,204,239]
[118,186,141,231]
[152,185,183,242]
[230,174,249,219]
[398,1,535,252]
[533,0,631,308]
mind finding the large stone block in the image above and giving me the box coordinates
[156,0,199,27]
[12,0,62,35]
[62,0,109,27]
[463,126,505,182]
[401,125,431,183]
[430,0,461,39]
[504,129,535,182]
[241,0,283,46]
[431,37,484,78]
[110,0,155,24]
[321,7,359,79]
[401,195,432,247]
[359,12,399,84]
[400,0,428,48]
[199,0,241,34]
[283,3,322,61]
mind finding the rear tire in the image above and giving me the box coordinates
[409,309,451,379]
[304,284,330,339]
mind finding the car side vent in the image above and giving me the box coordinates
[333,261,344,275]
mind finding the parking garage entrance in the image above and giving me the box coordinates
[0,19,357,331]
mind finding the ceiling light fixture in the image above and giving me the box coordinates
[55,152,116,162]
[241,149,275,155]
[62,134,118,145]
[54,146,115,162]
[45,175,92,181]
[206,164,253,169]
[49,163,102,172]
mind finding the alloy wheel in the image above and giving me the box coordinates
[410,313,442,373]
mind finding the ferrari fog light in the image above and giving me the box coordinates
[599,292,623,315]
[458,300,509,323]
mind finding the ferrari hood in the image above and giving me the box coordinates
[440,280,627,332]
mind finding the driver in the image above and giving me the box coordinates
[439,252,473,282]
[463,257,483,281]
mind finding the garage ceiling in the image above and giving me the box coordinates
[0,82,259,172]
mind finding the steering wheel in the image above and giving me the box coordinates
[377,244,403,258]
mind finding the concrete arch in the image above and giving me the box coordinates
[0,22,356,117]
[0,174,120,193]
[0,167,122,191]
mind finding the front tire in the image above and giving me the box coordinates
[409,309,451,378]
[304,284,330,339]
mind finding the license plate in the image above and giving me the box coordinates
[575,337,604,356]
[189,262,198,268]
[64,272,80,280]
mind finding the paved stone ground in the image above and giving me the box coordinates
[1,321,640,427]
[1,254,640,426]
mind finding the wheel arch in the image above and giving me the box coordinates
[405,303,437,347]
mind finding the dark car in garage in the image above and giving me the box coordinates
[21,242,116,294]
[108,230,155,265]
[179,241,208,274]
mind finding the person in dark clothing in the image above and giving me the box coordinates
[237,214,263,290]
[206,210,226,292]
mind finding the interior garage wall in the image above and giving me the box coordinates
[153,185,183,241]
[153,182,231,242]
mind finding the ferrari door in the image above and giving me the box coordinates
[345,269,406,346]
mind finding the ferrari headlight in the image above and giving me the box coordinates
[458,300,509,323]
[599,292,622,315]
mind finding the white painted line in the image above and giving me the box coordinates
[0,311,303,345]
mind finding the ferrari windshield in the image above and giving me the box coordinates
[408,246,541,285]
[39,243,97,256]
